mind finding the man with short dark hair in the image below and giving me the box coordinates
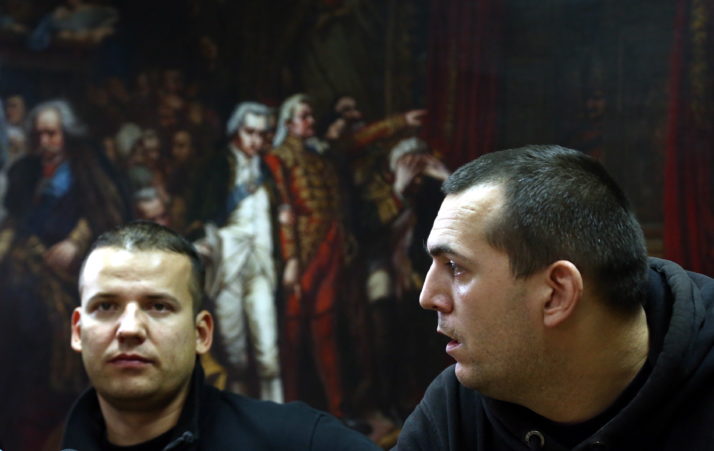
[393,145,714,450]
[62,221,379,450]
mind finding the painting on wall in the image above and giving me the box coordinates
[0,1,449,449]
[2,0,709,449]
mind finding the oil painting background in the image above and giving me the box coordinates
[0,0,710,449]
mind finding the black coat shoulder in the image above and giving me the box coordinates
[199,385,379,451]
[393,365,482,451]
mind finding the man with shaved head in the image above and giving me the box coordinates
[394,145,714,450]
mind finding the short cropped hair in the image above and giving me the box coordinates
[81,221,206,314]
[443,145,648,313]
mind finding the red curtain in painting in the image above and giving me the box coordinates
[664,0,714,275]
[423,0,503,169]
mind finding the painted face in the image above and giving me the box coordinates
[235,113,269,157]
[136,197,171,227]
[142,133,161,164]
[72,248,212,411]
[171,130,193,163]
[35,108,65,159]
[5,95,26,125]
[286,102,315,139]
[420,184,543,398]
[103,137,117,160]
[335,96,362,122]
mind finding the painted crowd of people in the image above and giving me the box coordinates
[0,67,450,448]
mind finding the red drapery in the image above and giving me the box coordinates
[422,0,503,169]
[664,0,714,275]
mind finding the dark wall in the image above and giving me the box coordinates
[498,0,676,254]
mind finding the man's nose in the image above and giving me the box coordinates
[419,262,453,313]
[116,303,147,342]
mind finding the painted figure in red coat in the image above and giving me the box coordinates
[265,93,346,416]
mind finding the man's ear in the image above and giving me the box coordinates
[71,308,83,352]
[195,310,213,355]
[542,260,583,328]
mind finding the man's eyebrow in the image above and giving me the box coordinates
[86,293,117,302]
[84,293,117,307]
[423,242,458,258]
[86,292,180,304]
[144,293,180,304]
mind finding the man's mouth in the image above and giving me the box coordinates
[108,354,154,368]
[445,339,461,353]
[438,327,462,354]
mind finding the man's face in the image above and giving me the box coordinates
[5,95,26,125]
[286,102,315,139]
[421,184,544,399]
[72,248,212,410]
[35,109,65,159]
[142,133,161,164]
[136,198,171,227]
[102,137,118,162]
[235,112,269,157]
[171,130,192,162]
[335,96,362,122]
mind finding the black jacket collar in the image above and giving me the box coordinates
[61,361,205,451]
[480,258,712,450]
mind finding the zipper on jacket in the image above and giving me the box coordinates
[525,430,545,450]
[164,431,195,450]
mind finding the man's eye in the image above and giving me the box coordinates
[446,260,462,276]
[91,301,118,315]
[149,302,172,312]
[97,302,115,311]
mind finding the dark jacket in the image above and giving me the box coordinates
[61,366,379,451]
[189,147,278,231]
[5,150,131,248]
[393,258,714,450]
